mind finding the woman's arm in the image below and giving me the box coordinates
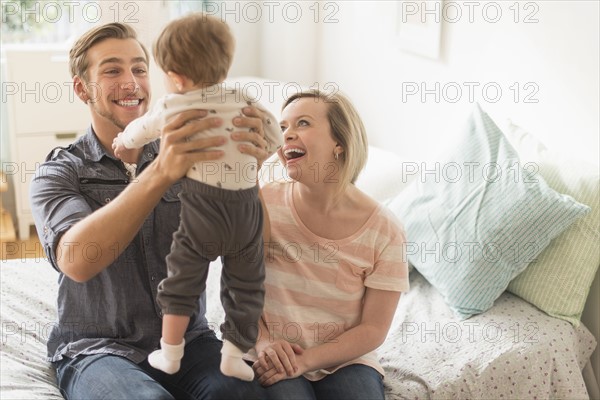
[255,287,401,386]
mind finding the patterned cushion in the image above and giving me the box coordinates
[504,120,600,326]
[387,104,590,319]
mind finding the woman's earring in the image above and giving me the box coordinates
[334,151,339,161]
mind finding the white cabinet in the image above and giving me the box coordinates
[3,46,88,239]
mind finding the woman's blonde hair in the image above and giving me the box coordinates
[69,23,149,81]
[153,13,235,85]
[282,89,368,186]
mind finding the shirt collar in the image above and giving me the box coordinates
[80,125,158,166]
[80,125,107,162]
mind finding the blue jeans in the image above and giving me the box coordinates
[54,332,265,399]
[263,364,384,400]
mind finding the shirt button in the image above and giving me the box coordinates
[151,275,156,281]
[104,197,111,203]
[147,152,154,159]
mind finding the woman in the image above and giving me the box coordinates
[253,89,410,399]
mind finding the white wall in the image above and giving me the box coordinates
[95,1,262,104]
[125,0,598,169]
[277,0,600,391]
[314,1,599,165]
[258,1,318,85]
[3,1,598,215]
[4,0,597,164]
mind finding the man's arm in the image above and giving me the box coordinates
[57,111,225,281]
[57,106,270,282]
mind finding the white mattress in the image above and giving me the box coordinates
[1,258,596,399]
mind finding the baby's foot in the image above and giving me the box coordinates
[220,339,254,381]
[148,338,185,375]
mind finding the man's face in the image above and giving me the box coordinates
[77,38,150,137]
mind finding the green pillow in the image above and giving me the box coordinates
[504,120,600,326]
[388,105,590,319]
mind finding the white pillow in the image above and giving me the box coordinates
[260,146,410,205]
[355,146,412,203]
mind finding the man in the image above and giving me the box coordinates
[30,22,269,399]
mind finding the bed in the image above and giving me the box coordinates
[1,254,597,399]
[1,79,599,399]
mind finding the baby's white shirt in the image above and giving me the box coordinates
[120,84,282,190]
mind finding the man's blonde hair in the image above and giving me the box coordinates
[282,89,369,187]
[153,13,235,85]
[69,23,149,81]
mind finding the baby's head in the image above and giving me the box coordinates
[153,13,234,88]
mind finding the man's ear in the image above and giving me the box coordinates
[73,76,89,104]
[167,71,185,92]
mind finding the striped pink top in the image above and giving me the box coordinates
[261,181,410,380]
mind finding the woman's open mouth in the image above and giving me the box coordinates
[283,148,306,161]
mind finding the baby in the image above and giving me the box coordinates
[113,13,282,381]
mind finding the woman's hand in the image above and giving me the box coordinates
[253,340,305,386]
[255,339,303,375]
[154,109,226,184]
[232,106,270,167]
[253,356,298,386]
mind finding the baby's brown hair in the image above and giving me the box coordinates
[153,13,235,85]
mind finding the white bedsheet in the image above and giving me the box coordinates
[380,270,596,399]
[1,259,62,399]
[1,258,596,399]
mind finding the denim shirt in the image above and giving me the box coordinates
[29,126,208,363]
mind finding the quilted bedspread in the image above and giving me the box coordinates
[1,259,596,399]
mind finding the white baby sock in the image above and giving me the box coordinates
[220,339,255,381]
[148,338,185,375]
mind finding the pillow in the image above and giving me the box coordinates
[387,104,590,319]
[503,120,600,326]
[260,146,413,205]
[355,146,414,204]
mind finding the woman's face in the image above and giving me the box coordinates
[278,97,339,183]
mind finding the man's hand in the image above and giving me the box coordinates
[232,106,270,167]
[154,106,271,185]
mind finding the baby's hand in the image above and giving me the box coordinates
[112,135,127,159]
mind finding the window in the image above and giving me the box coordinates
[1,0,97,44]
[167,0,205,17]
[1,1,211,45]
